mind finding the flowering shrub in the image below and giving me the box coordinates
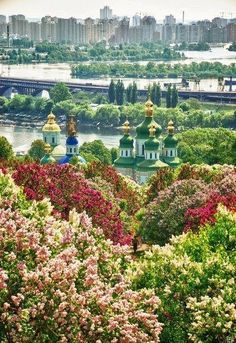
[139,179,209,245]
[130,206,236,343]
[0,172,162,342]
[142,164,236,244]
[83,161,143,215]
[12,163,131,245]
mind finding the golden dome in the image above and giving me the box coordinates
[167,120,175,135]
[42,112,61,132]
[145,98,154,117]
[122,120,130,134]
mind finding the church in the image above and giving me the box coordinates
[40,112,85,165]
[114,99,181,184]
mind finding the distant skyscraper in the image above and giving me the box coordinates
[164,15,176,25]
[132,15,141,27]
[0,15,6,24]
[100,6,113,20]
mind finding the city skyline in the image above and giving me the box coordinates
[1,0,236,21]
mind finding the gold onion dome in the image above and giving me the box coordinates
[120,120,134,149]
[136,99,162,139]
[145,98,154,117]
[164,120,178,148]
[167,120,175,135]
[145,124,160,151]
[42,112,61,132]
[40,144,56,165]
[123,120,130,134]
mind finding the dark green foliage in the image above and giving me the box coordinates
[177,128,236,165]
[166,85,172,108]
[150,82,161,106]
[49,83,72,104]
[108,79,116,103]
[79,140,112,165]
[28,139,46,161]
[115,80,125,106]
[171,85,178,108]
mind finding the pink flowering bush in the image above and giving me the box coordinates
[12,163,132,245]
[141,164,236,244]
[0,171,162,342]
[139,179,209,245]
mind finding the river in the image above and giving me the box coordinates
[0,125,123,152]
[0,47,236,92]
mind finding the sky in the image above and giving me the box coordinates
[0,0,236,21]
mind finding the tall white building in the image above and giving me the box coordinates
[164,15,176,25]
[100,6,113,20]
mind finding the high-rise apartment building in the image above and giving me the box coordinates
[164,15,176,25]
[100,6,113,20]
[9,14,29,37]
[41,16,57,42]
[0,15,6,24]
[29,22,41,42]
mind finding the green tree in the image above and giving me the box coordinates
[166,85,172,108]
[171,85,178,108]
[0,136,14,160]
[126,83,132,103]
[44,100,54,115]
[115,80,125,106]
[95,105,120,126]
[131,81,138,104]
[108,79,116,103]
[28,139,46,161]
[79,140,112,165]
[49,83,72,104]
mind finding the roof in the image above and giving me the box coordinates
[42,113,61,132]
[120,134,134,149]
[58,154,86,165]
[136,159,168,171]
[66,136,79,145]
[144,137,160,151]
[136,117,162,140]
[113,157,136,168]
[40,154,56,165]
[52,145,66,157]
[163,134,178,148]
[163,156,181,168]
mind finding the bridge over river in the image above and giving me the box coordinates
[0,76,236,104]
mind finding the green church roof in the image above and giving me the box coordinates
[113,157,136,169]
[136,117,162,140]
[136,159,168,172]
[163,134,178,148]
[163,156,181,168]
[40,154,56,165]
[145,137,160,151]
[119,134,134,149]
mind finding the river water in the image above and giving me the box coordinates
[0,125,123,152]
[0,47,236,92]
[0,46,235,151]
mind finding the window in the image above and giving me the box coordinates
[126,150,128,157]
[155,153,157,159]
[70,148,72,153]
[121,150,123,156]
[44,137,47,143]
[166,150,168,156]
[142,145,145,155]
[52,137,55,144]
[170,150,173,156]
[150,152,152,159]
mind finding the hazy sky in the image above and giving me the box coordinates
[0,0,236,21]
